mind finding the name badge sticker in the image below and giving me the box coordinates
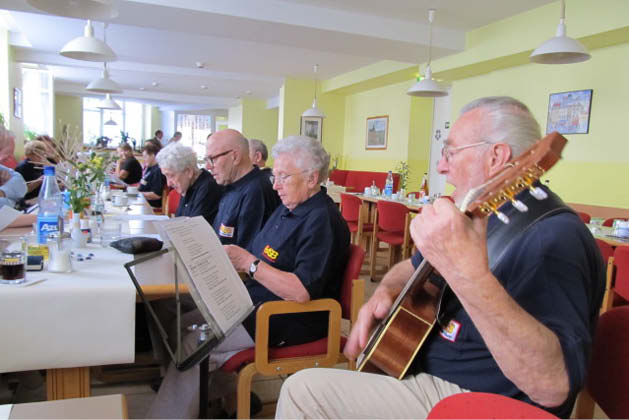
[262,245,279,262]
[219,224,235,238]
[439,319,461,342]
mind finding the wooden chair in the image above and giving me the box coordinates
[340,193,373,253]
[369,200,413,279]
[595,239,613,265]
[600,245,629,314]
[220,244,366,418]
[577,212,591,224]
[428,392,558,419]
[574,306,629,419]
[602,217,628,227]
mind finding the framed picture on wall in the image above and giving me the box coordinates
[365,115,388,150]
[546,89,593,134]
[13,88,22,119]
[300,116,322,142]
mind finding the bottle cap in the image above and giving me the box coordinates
[43,166,56,176]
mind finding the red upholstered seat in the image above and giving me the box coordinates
[603,217,628,227]
[166,189,180,217]
[428,392,558,419]
[578,211,592,224]
[376,230,405,245]
[595,239,613,265]
[328,169,348,186]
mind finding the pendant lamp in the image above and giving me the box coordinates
[86,62,123,93]
[60,20,116,62]
[104,114,117,126]
[97,94,121,110]
[27,0,118,20]
[302,64,325,118]
[407,9,448,97]
[530,0,590,64]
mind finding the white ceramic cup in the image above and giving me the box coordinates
[113,194,128,207]
[127,186,139,195]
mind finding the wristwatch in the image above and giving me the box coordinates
[249,259,261,278]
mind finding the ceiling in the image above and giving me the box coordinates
[0,0,555,111]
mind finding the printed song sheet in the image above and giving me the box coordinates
[157,216,253,333]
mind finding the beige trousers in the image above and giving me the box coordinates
[276,368,468,419]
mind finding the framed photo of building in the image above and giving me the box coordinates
[300,116,322,142]
[546,89,593,134]
[366,115,388,149]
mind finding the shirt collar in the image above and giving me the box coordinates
[226,166,258,191]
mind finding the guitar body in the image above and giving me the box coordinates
[358,281,441,378]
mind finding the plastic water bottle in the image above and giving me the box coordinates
[36,166,63,244]
[384,171,394,198]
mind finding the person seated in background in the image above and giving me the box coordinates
[147,136,350,419]
[138,143,166,208]
[152,129,165,147]
[0,126,17,169]
[0,164,26,209]
[143,137,162,153]
[115,142,142,185]
[275,97,605,419]
[15,140,48,203]
[35,135,58,164]
[168,131,182,145]
[207,129,279,247]
[248,138,272,181]
[155,142,223,224]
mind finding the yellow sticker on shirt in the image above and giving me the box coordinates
[219,224,235,238]
[439,319,461,342]
[263,245,279,262]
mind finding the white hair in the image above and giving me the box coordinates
[155,142,198,173]
[460,96,541,158]
[272,136,330,182]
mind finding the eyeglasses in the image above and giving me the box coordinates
[204,149,234,166]
[441,141,490,162]
[270,169,311,185]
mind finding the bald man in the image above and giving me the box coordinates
[205,129,279,248]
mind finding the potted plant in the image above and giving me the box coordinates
[395,160,410,197]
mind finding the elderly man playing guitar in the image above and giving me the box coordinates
[276,96,605,419]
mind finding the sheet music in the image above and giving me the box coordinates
[157,216,253,334]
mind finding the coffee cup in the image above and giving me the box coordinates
[127,186,139,195]
[364,187,371,196]
[113,194,128,207]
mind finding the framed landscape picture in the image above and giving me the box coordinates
[366,115,388,150]
[546,89,593,134]
[300,116,322,142]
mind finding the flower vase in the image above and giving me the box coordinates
[71,212,87,248]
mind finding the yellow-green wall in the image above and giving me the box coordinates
[0,30,24,157]
[241,98,278,146]
[54,94,82,140]
[150,106,161,137]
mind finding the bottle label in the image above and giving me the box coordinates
[37,216,60,244]
[384,185,393,197]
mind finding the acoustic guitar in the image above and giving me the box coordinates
[356,132,568,379]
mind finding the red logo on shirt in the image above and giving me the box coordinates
[262,245,279,262]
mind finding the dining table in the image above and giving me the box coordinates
[0,194,171,400]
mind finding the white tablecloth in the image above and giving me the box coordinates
[0,244,136,373]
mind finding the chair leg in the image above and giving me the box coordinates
[369,234,378,281]
[236,363,257,419]
[387,245,395,270]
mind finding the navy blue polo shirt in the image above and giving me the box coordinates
[138,163,166,208]
[120,156,143,184]
[175,169,224,225]
[242,187,350,346]
[409,207,604,418]
[213,166,279,248]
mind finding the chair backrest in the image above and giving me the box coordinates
[377,200,409,232]
[613,246,629,301]
[586,306,629,419]
[340,193,362,223]
[577,212,592,224]
[167,189,181,216]
[427,392,558,419]
[603,217,628,227]
[595,239,613,265]
[339,244,365,320]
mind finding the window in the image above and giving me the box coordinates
[22,67,53,136]
[176,113,213,158]
[83,98,145,147]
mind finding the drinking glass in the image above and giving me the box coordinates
[47,236,73,273]
[101,221,122,247]
[0,236,26,284]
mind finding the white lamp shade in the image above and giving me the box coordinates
[86,68,123,94]
[97,94,121,110]
[302,98,325,118]
[529,35,590,64]
[60,20,117,62]
[27,0,119,20]
[407,67,448,97]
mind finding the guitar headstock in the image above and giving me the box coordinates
[460,132,567,223]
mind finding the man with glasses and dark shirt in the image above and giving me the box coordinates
[206,129,279,248]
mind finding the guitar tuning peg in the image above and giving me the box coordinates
[494,210,510,224]
[511,199,528,213]
[529,186,548,200]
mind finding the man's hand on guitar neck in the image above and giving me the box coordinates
[344,260,414,360]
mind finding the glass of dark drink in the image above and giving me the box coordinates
[0,236,26,284]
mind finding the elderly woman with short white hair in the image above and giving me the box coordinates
[155,142,223,224]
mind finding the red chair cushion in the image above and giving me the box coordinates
[328,170,348,186]
[377,200,409,232]
[339,245,365,318]
[603,217,629,227]
[613,246,629,301]
[595,239,613,265]
[577,212,591,224]
[167,190,181,215]
[427,392,558,419]
[340,193,362,223]
[346,221,374,233]
[221,337,347,373]
[376,230,405,245]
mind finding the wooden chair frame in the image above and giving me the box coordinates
[600,256,615,314]
[369,208,413,279]
[234,278,365,418]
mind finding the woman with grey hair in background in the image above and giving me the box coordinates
[155,142,223,224]
[148,136,350,419]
